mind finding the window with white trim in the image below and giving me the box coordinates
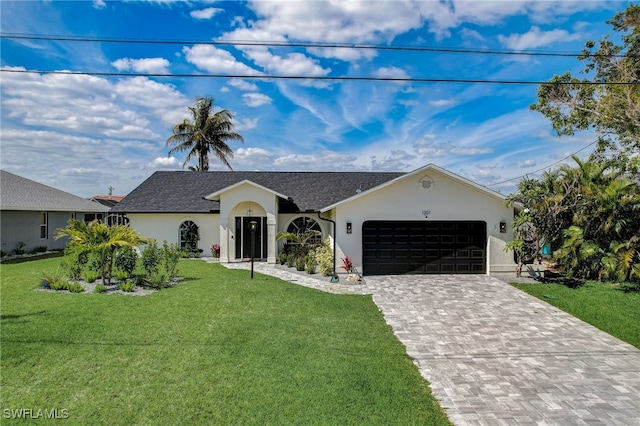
[40,212,48,239]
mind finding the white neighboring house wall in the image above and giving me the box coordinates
[126,213,219,256]
[326,167,515,274]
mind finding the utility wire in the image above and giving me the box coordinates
[2,68,639,85]
[1,33,636,59]
[486,140,599,187]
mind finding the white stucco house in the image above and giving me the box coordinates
[111,164,516,275]
[0,170,111,254]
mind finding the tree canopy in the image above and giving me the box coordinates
[166,97,244,171]
[530,5,640,166]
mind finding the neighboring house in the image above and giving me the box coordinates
[0,170,111,253]
[90,195,129,226]
[111,164,516,275]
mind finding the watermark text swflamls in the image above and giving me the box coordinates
[3,408,69,419]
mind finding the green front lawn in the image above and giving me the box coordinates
[1,258,450,425]
[512,281,640,349]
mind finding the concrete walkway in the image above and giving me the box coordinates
[217,261,640,425]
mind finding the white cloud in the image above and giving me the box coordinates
[234,147,274,168]
[373,66,410,79]
[242,92,272,107]
[229,78,259,91]
[429,98,456,107]
[412,134,493,158]
[190,7,222,20]
[111,57,170,74]
[497,26,582,51]
[243,47,330,77]
[234,117,259,131]
[92,0,106,9]
[371,150,417,171]
[146,157,181,170]
[183,45,262,75]
[519,159,537,168]
[274,151,361,171]
[459,27,485,43]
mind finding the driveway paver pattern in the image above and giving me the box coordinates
[219,261,640,425]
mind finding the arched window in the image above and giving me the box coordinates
[180,221,199,252]
[286,217,322,243]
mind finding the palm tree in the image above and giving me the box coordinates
[166,97,244,171]
[56,219,149,285]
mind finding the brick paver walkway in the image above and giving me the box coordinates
[217,261,640,425]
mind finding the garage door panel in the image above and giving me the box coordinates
[362,221,486,275]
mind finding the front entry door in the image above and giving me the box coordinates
[235,217,268,260]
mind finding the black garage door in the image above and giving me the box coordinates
[362,221,486,275]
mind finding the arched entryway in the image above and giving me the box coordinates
[231,202,267,260]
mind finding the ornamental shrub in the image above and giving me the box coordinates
[115,246,138,276]
[83,271,99,283]
[314,239,334,276]
[141,241,160,276]
[118,281,136,292]
[67,282,84,293]
[304,252,317,274]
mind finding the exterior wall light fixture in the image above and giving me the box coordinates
[346,221,352,234]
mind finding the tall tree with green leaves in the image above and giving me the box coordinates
[166,97,244,171]
[530,5,640,167]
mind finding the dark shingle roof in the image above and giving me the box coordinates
[0,170,111,212]
[111,171,405,213]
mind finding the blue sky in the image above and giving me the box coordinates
[0,0,631,197]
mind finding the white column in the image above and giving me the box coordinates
[220,218,229,262]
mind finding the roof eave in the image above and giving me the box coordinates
[204,179,290,201]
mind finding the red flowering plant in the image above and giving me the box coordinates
[340,256,354,273]
[211,244,221,258]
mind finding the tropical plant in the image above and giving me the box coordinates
[314,240,334,276]
[340,256,354,274]
[67,282,84,293]
[82,271,98,284]
[118,281,136,293]
[166,96,244,171]
[40,269,65,289]
[49,280,68,291]
[276,229,322,258]
[507,157,640,282]
[304,252,317,274]
[56,219,149,285]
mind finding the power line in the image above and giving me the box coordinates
[2,68,639,85]
[486,140,599,187]
[1,33,636,59]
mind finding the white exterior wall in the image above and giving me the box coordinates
[331,169,515,273]
[216,183,278,263]
[126,213,219,256]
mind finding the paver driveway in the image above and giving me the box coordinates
[365,274,640,426]
[221,262,640,425]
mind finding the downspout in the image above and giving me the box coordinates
[317,211,338,280]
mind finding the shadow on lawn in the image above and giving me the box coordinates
[0,310,47,321]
